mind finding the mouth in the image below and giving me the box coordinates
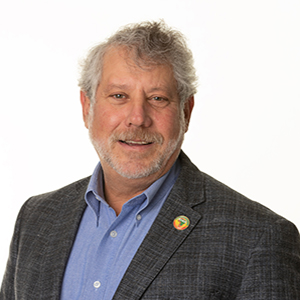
[120,140,153,146]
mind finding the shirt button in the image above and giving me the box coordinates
[94,281,101,288]
[136,214,142,221]
[110,230,117,238]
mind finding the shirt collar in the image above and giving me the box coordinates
[85,159,181,218]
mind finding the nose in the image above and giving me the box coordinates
[125,99,152,128]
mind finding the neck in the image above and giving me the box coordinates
[102,169,163,216]
[99,149,181,215]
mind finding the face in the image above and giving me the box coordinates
[81,47,194,180]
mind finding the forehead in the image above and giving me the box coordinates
[100,46,177,91]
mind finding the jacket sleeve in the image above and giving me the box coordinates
[0,203,26,300]
[236,218,300,299]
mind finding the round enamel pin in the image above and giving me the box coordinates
[173,215,190,230]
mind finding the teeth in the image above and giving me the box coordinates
[125,141,150,145]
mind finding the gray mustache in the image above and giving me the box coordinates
[111,129,164,145]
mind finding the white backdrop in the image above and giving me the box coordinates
[0,0,299,278]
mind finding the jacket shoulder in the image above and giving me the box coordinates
[23,176,90,210]
[15,177,90,232]
[201,171,286,225]
[179,151,293,226]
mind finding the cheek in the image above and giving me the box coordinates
[155,111,182,138]
[91,105,124,133]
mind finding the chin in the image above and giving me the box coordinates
[105,156,166,179]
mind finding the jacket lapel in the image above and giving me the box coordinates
[113,152,206,300]
[37,178,89,299]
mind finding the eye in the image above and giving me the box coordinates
[149,96,169,108]
[153,96,164,101]
[112,94,125,99]
[109,93,127,104]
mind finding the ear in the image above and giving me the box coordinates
[183,96,194,132]
[80,90,91,129]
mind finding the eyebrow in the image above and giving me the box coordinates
[103,83,131,92]
[148,86,172,93]
[103,83,176,97]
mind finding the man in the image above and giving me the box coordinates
[1,21,300,300]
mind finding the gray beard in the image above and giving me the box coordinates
[89,129,184,179]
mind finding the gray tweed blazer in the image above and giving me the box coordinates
[1,152,300,299]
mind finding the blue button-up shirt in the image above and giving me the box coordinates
[61,160,180,300]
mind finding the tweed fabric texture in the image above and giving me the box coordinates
[1,151,300,299]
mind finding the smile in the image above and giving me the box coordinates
[120,140,153,146]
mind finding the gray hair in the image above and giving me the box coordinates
[78,20,197,106]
